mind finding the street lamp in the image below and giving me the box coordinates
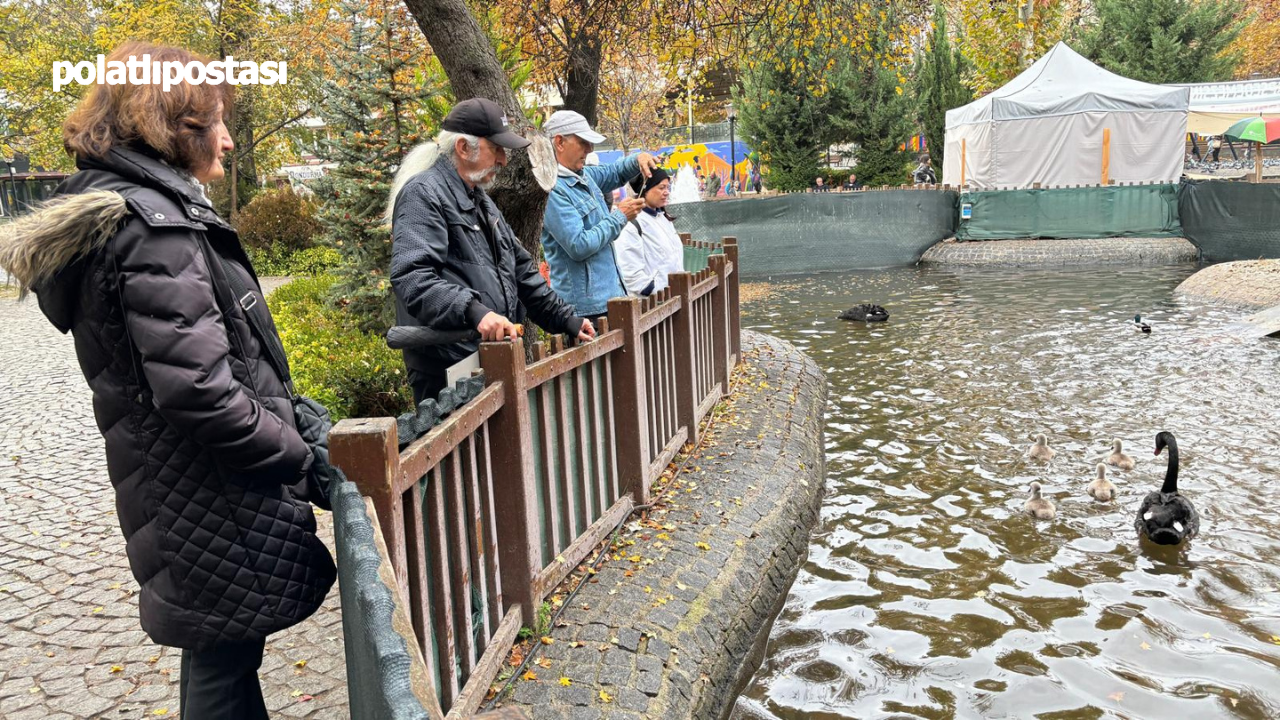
[727,102,737,194]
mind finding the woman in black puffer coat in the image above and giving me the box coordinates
[0,42,334,719]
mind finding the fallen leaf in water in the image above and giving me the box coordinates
[599,689,613,703]
[1270,635,1280,645]
[1231,699,1239,707]
[974,590,987,599]
[559,677,572,687]
[1108,692,1124,702]
[1203,633,1212,639]
[1140,642,1151,650]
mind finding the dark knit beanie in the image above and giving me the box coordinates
[628,166,671,197]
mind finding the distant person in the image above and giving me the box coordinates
[844,173,862,191]
[616,167,684,296]
[1207,136,1221,164]
[389,98,594,403]
[812,176,829,193]
[752,172,762,193]
[541,110,658,323]
[913,154,937,185]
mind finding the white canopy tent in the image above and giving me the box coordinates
[943,43,1189,189]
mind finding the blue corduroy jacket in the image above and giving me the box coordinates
[540,154,641,316]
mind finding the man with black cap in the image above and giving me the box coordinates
[387,97,596,404]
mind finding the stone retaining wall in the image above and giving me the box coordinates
[1174,259,1280,310]
[501,331,827,719]
[920,237,1199,267]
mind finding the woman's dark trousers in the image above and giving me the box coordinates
[179,640,269,720]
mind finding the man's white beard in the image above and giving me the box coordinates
[468,167,500,190]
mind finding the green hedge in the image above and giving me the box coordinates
[268,275,412,421]
[247,245,342,277]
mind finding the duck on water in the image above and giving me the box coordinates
[1135,431,1199,546]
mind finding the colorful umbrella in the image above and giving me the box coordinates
[1223,116,1280,144]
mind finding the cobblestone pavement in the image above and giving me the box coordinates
[502,332,827,719]
[921,236,1199,266]
[1174,259,1280,310]
[0,295,348,719]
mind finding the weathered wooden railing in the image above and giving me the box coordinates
[331,236,741,718]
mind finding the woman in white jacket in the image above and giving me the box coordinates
[616,167,685,296]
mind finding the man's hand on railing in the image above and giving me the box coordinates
[478,312,523,342]
[576,318,596,343]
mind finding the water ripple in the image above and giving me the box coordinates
[735,265,1280,719]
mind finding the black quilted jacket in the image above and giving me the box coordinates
[5,147,336,650]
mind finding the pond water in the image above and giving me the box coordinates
[734,265,1280,719]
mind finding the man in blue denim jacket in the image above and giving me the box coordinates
[541,110,658,320]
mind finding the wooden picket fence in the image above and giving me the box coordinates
[330,237,741,718]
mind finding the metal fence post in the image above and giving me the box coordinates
[607,297,651,504]
[478,341,541,623]
[721,236,742,365]
[330,418,406,600]
[708,254,731,389]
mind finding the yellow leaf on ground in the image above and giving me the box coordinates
[695,542,711,551]
[294,660,307,668]
[521,670,537,681]
[92,607,103,614]
[535,658,552,669]
[110,665,123,674]
[599,689,613,703]
[152,710,169,716]
[644,586,652,593]
[540,636,554,645]
[559,677,572,687]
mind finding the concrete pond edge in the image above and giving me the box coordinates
[500,331,828,719]
[920,237,1199,267]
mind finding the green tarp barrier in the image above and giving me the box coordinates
[1178,181,1280,263]
[955,184,1182,241]
[672,190,957,276]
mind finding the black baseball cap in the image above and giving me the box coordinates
[440,98,531,149]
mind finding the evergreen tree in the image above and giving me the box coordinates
[913,3,972,174]
[315,0,441,333]
[733,44,840,192]
[1080,0,1247,83]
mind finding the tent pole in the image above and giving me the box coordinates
[1101,128,1111,186]
[961,139,966,188]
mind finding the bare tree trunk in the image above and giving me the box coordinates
[402,0,549,255]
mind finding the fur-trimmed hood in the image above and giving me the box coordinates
[1,147,229,332]
[0,190,129,294]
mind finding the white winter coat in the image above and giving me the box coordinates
[615,208,685,295]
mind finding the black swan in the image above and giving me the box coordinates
[1027,433,1055,462]
[1024,482,1056,519]
[839,304,889,322]
[1087,463,1116,502]
[1134,431,1199,546]
[1104,439,1135,470]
